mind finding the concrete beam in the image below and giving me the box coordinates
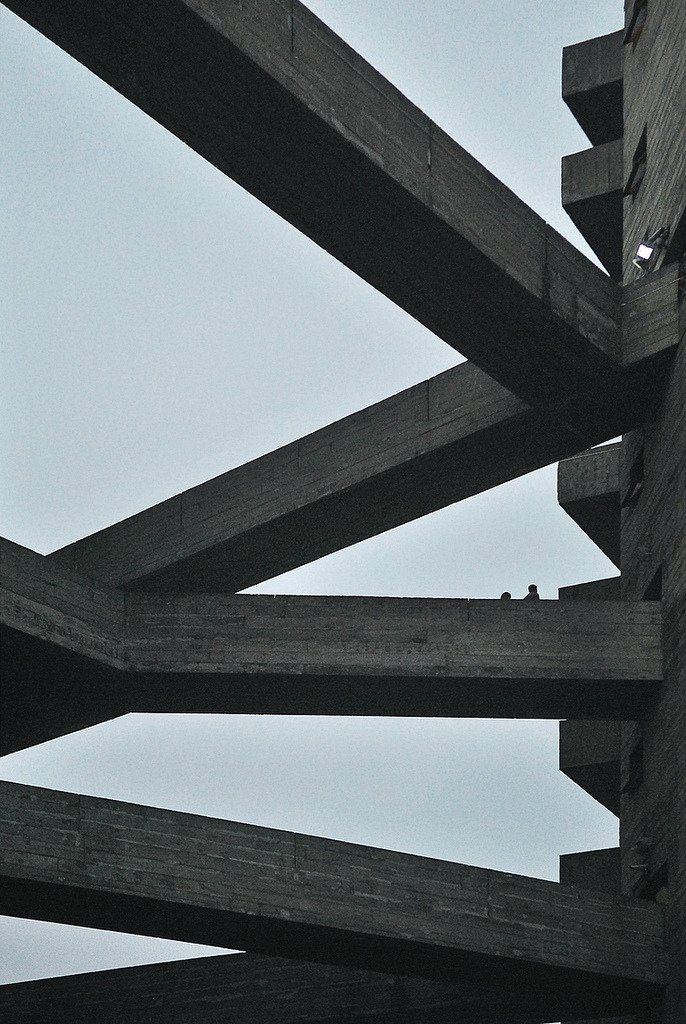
[0,781,666,1018]
[0,539,130,754]
[50,363,588,593]
[558,444,621,566]
[0,952,546,1024]
[562,139,623,278]
[3,0,634,432]
[125,592,662,720]
[559,719,621,816]
[1,537,664,754]
[562,30,624,145]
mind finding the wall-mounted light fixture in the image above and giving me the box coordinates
[632,226,670,270]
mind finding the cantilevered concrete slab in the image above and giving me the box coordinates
[558,443,621,565]
[1,537,664,754]
[562,139,623,278]
[3,0,637,433]
[0,952,548,1024]
[0,781,666,1019]
[559,719,621,816]
[50,363,597,593]
[562,30,623,145]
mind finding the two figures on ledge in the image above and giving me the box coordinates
[500,584,539,601]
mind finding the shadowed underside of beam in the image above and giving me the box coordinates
[0,781,667,1019]
[3,0,639,433]
[51,364,601,593]
[558,443,620,565]
[562,139,623,279]
[559,719,621,816]
[1,537,663,753]
[562,30,623,146]
[0,952,551,1024]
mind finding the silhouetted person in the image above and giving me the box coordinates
[524,584,539,600]
[500,591,511,601]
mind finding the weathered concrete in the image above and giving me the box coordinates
[0,781,667,1019]
[559,719,622,816]
[622,262,684,366]
[615,7,686,1014]
[1,537,663,754]
[562,30,624,144]
[0,539,130,753]
[559,846,630,1024]
[0,952,547,1024]
[622,0,686,281]
[562,139,623,278]
[558,443,621,565]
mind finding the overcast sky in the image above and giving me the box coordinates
[1,0,623,991]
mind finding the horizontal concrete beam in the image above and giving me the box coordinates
[1,538,664,753]
[50,363,589,593]
[0,781,667,1018]
[558,444,621,566]
[560,848,621,893]
[562,30,624,145]
[0,952,548,1024]
[4,0,635,432]
[562,139,623,278]
[126,592,663,720]
[559,719,622,815]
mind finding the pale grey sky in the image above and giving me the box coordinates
[1,0,622,989]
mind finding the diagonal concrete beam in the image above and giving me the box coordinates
[50,363,601,593]
[4,0,636,431]
[0,951,548,1024]
[0,781,667,1019]
[558,443,621,566]
[1,537,663,753]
